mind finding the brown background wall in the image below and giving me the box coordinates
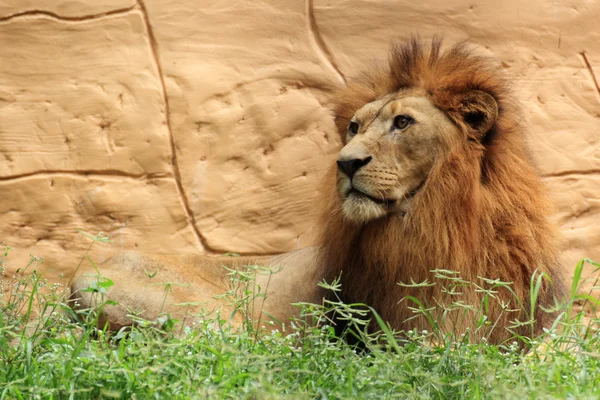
[0,0,599,285]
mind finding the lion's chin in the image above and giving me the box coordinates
[341,191,390,224]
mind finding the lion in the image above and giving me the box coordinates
[70,38,566,344]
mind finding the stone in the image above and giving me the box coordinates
[0,0,599,289]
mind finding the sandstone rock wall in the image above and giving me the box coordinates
[0,0,599,285]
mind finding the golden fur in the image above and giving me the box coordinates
[70,249,324,332]
[70,38,566,344]
[319,37,566,342]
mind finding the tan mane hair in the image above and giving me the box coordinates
[318,37,566,342]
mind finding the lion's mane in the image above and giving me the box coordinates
[318,37,566,343]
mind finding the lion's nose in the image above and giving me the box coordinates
[336,156,372,178]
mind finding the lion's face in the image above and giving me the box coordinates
[336,89,455,223]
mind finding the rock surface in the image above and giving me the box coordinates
[0,0,599,288]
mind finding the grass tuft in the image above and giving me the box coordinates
[1,235,600,399]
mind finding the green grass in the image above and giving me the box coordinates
[1,235,600,399]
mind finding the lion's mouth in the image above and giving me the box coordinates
[347,188,395,206]
[346,181,424,208]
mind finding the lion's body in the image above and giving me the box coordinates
[70,38,566,343]
[320,39,566,343]
[71,248,323,331]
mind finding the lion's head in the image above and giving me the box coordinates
[336,88,496,224]
[333,39,501,225]
[319,37,566,343]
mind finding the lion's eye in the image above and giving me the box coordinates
[348,121,359,135]
[393,115,414,130]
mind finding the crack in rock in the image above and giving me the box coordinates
[0,5,137,23]
[543,168,600,179]
[0,170,173,183]
[306,0,346,85]
[579,51,600,102]
[136,0,211,252]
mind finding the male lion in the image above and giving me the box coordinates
[71,38,566,344]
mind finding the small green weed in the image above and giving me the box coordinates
[1,234,600,399]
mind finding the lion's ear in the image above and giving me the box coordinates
[452,90,498,140]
